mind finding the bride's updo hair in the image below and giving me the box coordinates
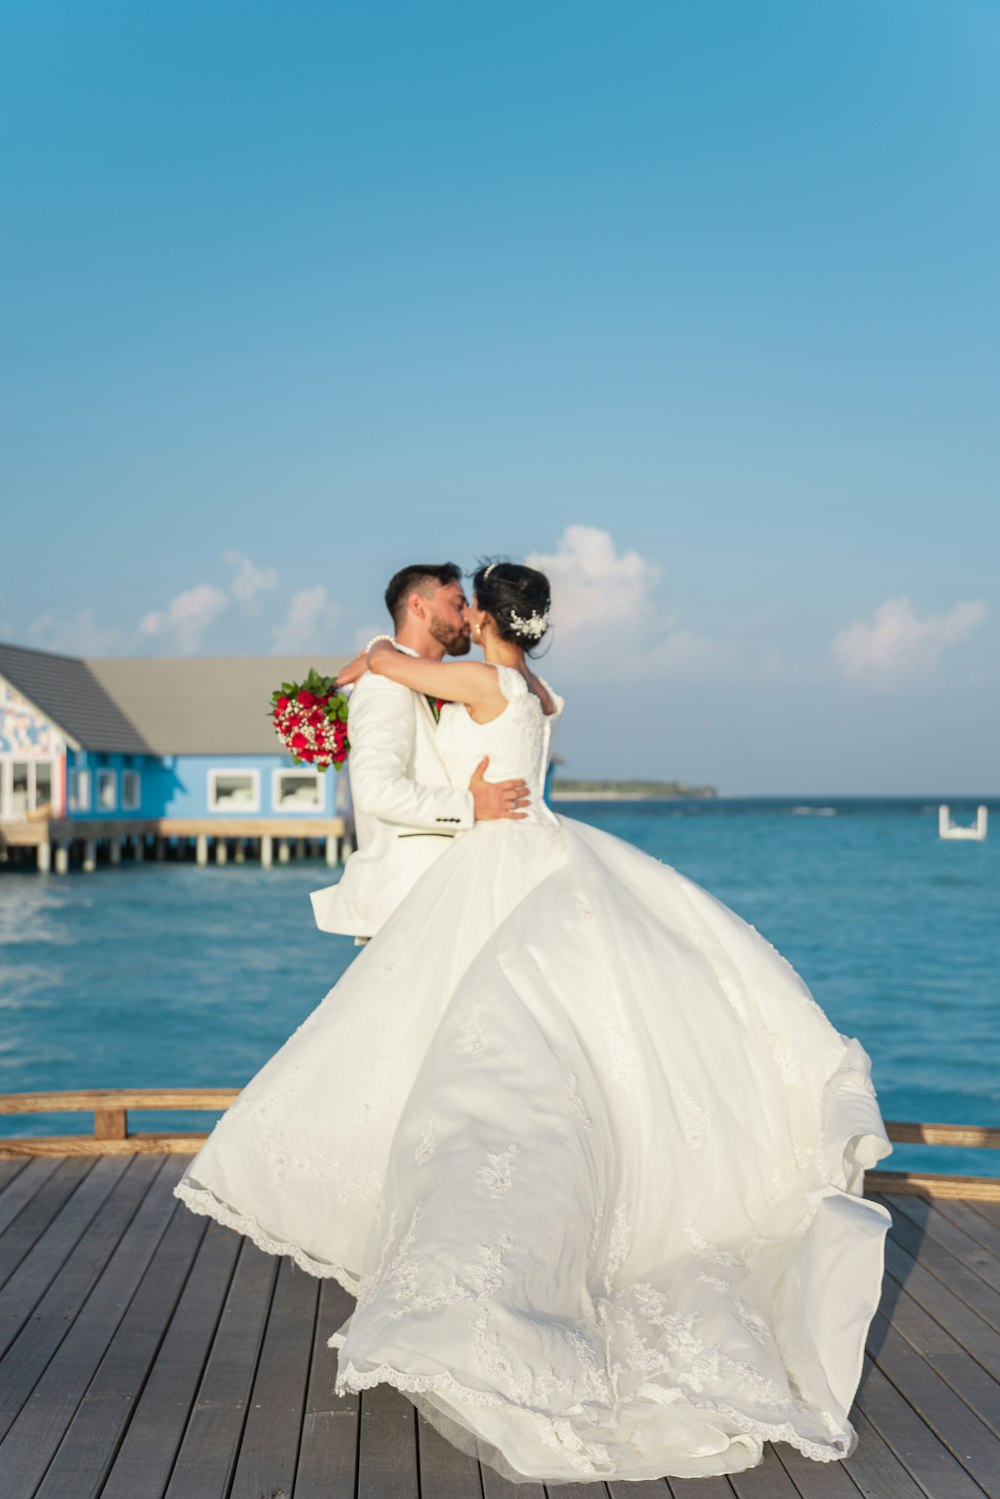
[471,560,552,654]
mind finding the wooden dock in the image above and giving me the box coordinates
[1,1151,999,1499]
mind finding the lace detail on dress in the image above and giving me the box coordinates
[173,1179,361,1293]
[602,1204,632,1288]
[564,1073,594,1129]
[377,1228,513,1321]
[378,933,414,979]
[415,1114,438,1164]
[685,1221,744,1267]
[600,1017,642,1091]
[676,1085,712,1149]
[476,1143,520,1197]
[456,998,485,1057]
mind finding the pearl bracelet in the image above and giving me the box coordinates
[364,634,395,655]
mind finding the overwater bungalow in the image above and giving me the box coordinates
[0,641,353,873]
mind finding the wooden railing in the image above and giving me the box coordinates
[0,1091,998,1198]
[0,1089,237,1155]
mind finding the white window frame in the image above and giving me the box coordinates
[68,766,92,813]
[96,768,117,812]
[32,760,56,814]
[208,767,260,814]
[271,767,324,813]
[0,757,60,818]
[122,769,141,811]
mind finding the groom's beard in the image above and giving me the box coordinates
[428,617,472,657]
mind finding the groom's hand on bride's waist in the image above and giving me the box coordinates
[469,757,530,821]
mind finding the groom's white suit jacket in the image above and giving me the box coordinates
[309,654,474,938]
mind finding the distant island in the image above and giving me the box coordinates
[550,779,717,800]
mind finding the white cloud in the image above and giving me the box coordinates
[225,551,279,604]
[27,608,123,655]
[524,525,724,679]
[831,597,987,684]
[140,584,229,654]
[270,586,342,654]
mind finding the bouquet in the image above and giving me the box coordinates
[270,668,350,771]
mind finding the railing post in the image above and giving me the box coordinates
[94,1106,127,1141]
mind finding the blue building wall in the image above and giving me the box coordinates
[64,749,341,819]
[165,754,338,818]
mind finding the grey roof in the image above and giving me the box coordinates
[86,654,350,754]
[0,642,153,753]
[0,643,350,755]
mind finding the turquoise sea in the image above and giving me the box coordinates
[1,797,998,1178]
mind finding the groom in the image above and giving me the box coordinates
[309,562,530,940]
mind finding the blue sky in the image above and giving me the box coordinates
[2,1,997,793]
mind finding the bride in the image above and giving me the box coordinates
[175,559,892,1484]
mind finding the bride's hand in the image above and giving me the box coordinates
[335,652,369,687]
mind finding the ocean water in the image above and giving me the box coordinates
[1,797,997,1178]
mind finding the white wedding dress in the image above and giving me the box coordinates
[175,665,892,1484]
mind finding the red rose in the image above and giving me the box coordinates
[286,714,302,728]
[277,695,289,711]
[308,709,325,727]
[297,690,316,707]
[434,698,446,714]
[301,748,316,762]
[290,732,308,749]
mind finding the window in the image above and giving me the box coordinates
[122,770,141,810]
[273,769,323,812]
[11,763,28,817]
[97,769,117,810]
[69,768,91,812]
[208,769,260,812]
[35,762,53,813]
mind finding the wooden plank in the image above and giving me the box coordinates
[865,1314,1000,1496]
[931,1195,1000,1261]
[0,1157,27,1192]
[539,1483,608,1497]
[668,1478,736,1499]
[884,1191,1000,1296]
[841,1407,926,1499]
[607,1476,670,1496]
[884,1213,1000,1339]
[0,1157,193,1498]
[885,1121,1000,1150]
[0,1155,64,1248]
[879,1237,1000,1403]
[728,1444,800,1498]
[32,1205,210,1499]
[0,1133,212,1157]
[0,1156,95,1289]
[852,1352,985,1499]
[866,1169,1000,1201]
[0,1155,129,1358]
[775,1443,863,1498]
[356,1381,419,1499]
[292,1277,360,1499]
[874,1264,1000,1439]
[159,1240,279,1499]
[416,1412,489,1499]
[0,1088,237,1116]
[90,1217,242,1499]
[482,1461,546,1497]
[230,1258,318,1499]
[0,1154,164,1441]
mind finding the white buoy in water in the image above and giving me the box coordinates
[939,804,988,841]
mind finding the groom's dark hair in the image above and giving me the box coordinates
[385,562,463,629]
